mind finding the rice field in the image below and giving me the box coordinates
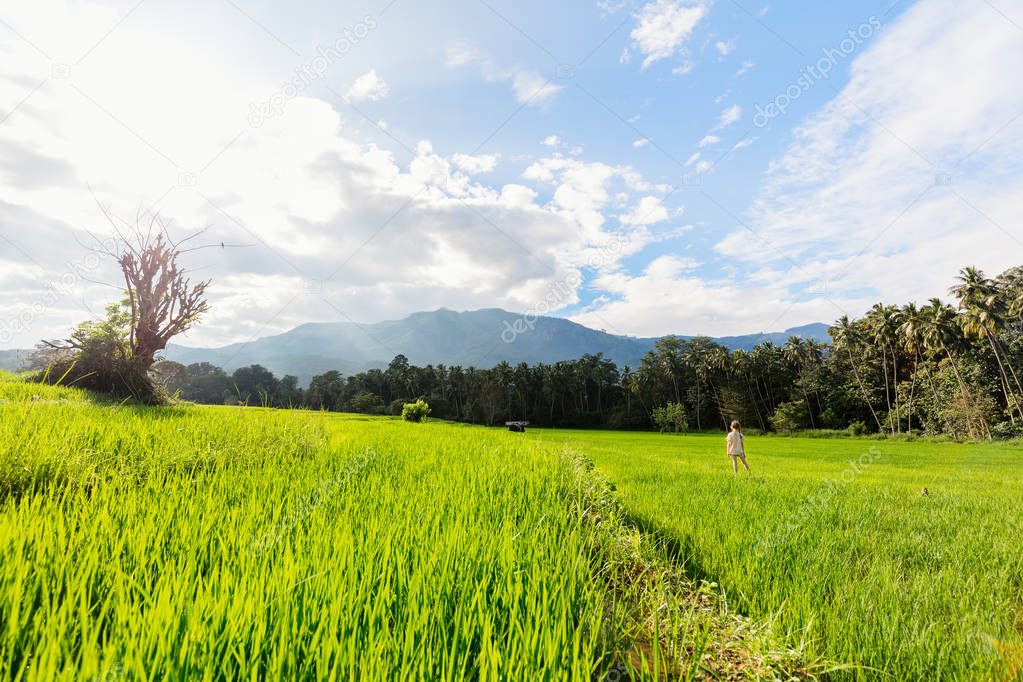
[531,428,1023,680]
[0,376,803,681]
[4,374,1019,680]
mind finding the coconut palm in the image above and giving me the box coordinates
[866,303,902,433]
[831,315,883,432]
[898,302,924,431]
[784,336,816,428]
[951,266,1023,421]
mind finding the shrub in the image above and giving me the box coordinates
[770,401,808,433]
[33,303,161,404]
[848,420,869,437]
[990,421,1023,441]
[402,399,431,423]
[651,402,688,434]
[351,392,384,414]
[388,398,408,416]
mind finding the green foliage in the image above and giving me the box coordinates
[401,399,431,423]
[989,421,1023,440]
[651,402,688,434]
[351,391,384,414]
[769,400,808,433]
[35,302,161,403]
[847,420,869,436]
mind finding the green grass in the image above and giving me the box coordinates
[8,373,1016,679]
[529,428,1023,680]
[0,377,808,680]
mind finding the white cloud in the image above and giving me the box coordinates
[684,152,701,166]
[347,69,389,102]
[724,0,1023,313]
[510,70,563,105]
[698,135,720,147]
[619,48,632,64]
[0,2,628,348]
[713,104,742,129]
[730,137,756,151]
[620,196,669,225]
[451,153,497,174]
[633,138,651,148]
[445,42,562,105]
[714,39,735,57]
[569,255,845,336]
[542,135,561,147]
[630,0,710,69]
[735,59,755,76]
[671,61,695,76]
[521,157,663,259]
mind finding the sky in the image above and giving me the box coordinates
[1,0,1022,350]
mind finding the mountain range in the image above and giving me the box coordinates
[159,308,830,384]
[0,309,830,383]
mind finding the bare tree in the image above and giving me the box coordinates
[40,208,211,401]
[94,209,211,370]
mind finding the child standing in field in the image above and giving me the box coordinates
[727,420,751,475]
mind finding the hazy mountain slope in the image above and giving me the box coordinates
[164,308,830,384]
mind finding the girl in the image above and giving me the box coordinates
[726,420,751,475]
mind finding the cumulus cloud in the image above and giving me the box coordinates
[347,69,389,102]
[620,196,669,225]
[0,2,638,348]
[630,0,710,69]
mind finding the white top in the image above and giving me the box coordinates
[727,431,745,456]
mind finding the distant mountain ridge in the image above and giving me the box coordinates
[159,308,830,384]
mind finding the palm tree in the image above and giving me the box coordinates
[784,336,816,429]
[951,267,1023,422]
[866,303,901,433]
[898,302,924,431]
[921,297,986,438]
[832,315,884,432]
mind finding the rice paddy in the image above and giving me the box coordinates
[3,374,1020,679]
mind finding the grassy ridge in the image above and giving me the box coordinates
[0,377,805,680]
[531,428,1023,680]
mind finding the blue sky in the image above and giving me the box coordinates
[1,0,1022,348]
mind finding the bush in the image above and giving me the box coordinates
[651,402,688,434]
[351,392,384,414]
[990,421,1023,441]
[388,398,409,416]
[32,304,162,404]
[848,420,869,437]
[402,399,431,423]
[770,401,808,433]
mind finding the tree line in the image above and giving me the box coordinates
[149,265,1023,439]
